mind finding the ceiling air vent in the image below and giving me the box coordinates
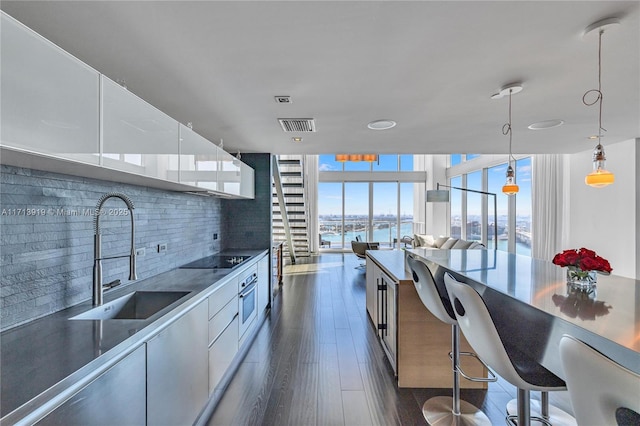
[278,118,316,133]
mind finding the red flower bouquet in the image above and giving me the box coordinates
[552,248,612,274]
[553,248,612,291]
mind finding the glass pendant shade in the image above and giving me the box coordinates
[585,168,615,187]
[585,146,614,187]
[502,165,519,195]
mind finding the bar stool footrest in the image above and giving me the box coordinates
[449,350,498,383]
[506,398,577,426]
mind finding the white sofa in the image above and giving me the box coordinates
[413,234,486,250]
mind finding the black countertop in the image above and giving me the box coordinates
[1,249,267,422]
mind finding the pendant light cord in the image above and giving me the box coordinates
[583,29,605,144]
[502,90,515,164]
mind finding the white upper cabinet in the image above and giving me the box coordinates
[179,124,218,191]
[0,13,100,164]
[217,150,242,196]
[0,11,253,199]
[239,162,255,199]
[101,76,180,181]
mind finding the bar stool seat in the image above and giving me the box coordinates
[559,334,640,426]
[407,256,494,425]
[443,272,576,426]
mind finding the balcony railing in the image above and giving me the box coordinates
[319,219,417,249]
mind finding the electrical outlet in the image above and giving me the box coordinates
[135,247,146,257]
[158,243,167,253]
[213,233,218,240]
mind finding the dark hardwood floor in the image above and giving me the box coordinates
[207,253,573,426]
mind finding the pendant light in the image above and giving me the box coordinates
[583,18,619,188]
[492,83,522,196]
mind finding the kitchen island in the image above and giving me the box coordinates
[407,248,640,377]
[365,250,487,388]
[1,249,268,425]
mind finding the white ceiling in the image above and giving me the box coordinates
[2,1,639,156]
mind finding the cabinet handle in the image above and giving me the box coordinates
[377,279,387,334]
[208,313,239,349]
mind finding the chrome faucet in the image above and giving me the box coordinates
[93,193,137,306]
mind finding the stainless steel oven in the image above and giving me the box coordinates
[238,271,258,338]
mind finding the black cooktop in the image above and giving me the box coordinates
[180,255,252,269]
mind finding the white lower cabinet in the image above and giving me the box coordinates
[207,279,240,393]
[147,301,208,426]
[36,346,146,425]
[208,314,239,393]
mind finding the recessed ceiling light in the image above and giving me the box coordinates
[527,119,565,130]
[367,119,396,130]
[292,137,303,142]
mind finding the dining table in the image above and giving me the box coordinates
[406,248,640,378]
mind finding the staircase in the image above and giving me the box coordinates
[272,155,311,263]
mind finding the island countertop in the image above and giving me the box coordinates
[407,248,640,376]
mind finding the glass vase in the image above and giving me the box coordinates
[566,267,597,293]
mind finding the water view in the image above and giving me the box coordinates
[319,214,531,256]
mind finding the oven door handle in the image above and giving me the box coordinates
[239,282,257,298]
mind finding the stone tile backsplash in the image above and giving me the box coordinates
[0,165,222,331]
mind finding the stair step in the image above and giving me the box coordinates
[273,202,305,207]
[277,159,301,165]
[273,226,307,229]
[273,192,304,197]
[279,172,302,177]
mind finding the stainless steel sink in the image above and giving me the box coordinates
[70,291,190,320]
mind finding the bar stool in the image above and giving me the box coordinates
[407,256,494,425]
[443,272,576,426]
[559,335,640,426]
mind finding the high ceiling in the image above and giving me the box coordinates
[2,1,638,156]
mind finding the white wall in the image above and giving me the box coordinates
[411,154,449,237]
[567,138,638,278]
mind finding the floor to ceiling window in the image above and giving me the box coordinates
[345,182,369,243]
[450,176,463,239]
[466,170,483,242]
[318,182,342,245]
[318,155,424,250]
[448,155,532,255]
[373,182,398,248]
[515,158,532,255]
[487,163,509,250]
